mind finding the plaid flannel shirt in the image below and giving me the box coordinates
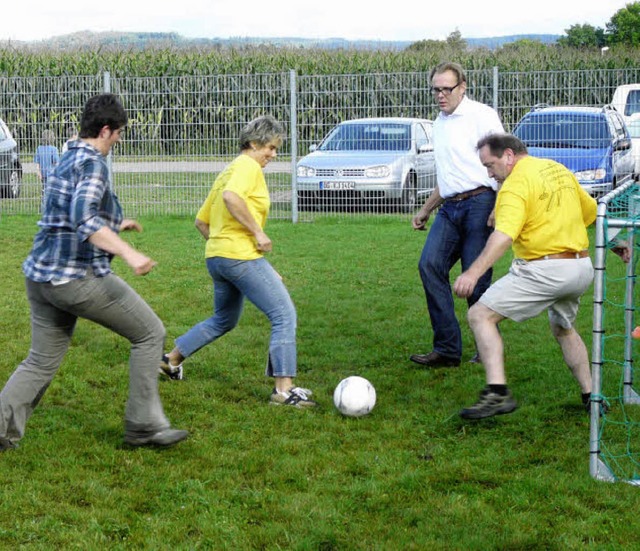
[23,140,123,282]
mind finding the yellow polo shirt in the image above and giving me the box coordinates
[495,156,597,260]
[196,154,270,260]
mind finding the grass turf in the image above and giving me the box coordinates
[0,214,638,549]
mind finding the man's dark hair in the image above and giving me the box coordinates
[477,133,528,156]
[79,93,128,139]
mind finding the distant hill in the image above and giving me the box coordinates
[1,31,561,51]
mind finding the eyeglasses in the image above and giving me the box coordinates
[430,82,461,96]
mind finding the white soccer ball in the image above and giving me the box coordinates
[333,376,376,417]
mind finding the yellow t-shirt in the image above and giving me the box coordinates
[495,156,597,260]
[196,154,270,260]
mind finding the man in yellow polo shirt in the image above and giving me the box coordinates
[452,133,597,420]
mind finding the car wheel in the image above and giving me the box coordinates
[1,168,21,199]
[7,168,21,199]
[399,174,417,213]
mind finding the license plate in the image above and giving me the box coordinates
[320,181,355,191]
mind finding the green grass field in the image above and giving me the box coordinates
[0,214,639,550]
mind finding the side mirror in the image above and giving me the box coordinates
[615,138,632,151]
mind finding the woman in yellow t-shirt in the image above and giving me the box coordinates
[161,116,316,408]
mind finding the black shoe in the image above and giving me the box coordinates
[468,352,481,364]
[410,351,460,368]
[0,437,16,452]
[584,397,609,416]
[124,428,189,448]
[460,387,518,420]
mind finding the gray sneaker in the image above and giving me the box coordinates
[124,428,189,448]
[270,387,317,408]
[460,387,518,420]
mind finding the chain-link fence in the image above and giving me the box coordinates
[1,67,640,220]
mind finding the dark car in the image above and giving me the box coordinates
[296,117,436,211]
[0,117,22,199]
[513,104,634,196]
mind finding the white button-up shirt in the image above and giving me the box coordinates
[433,96,504,199]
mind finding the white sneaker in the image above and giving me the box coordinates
[159,354,184,380]
[270,387,317,408]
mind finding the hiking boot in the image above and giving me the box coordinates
[410,351,460,368]
[270,387,317,408]
[159,354,184,380]
[460,387,518,420]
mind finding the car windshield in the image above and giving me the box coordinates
[624,90,640,117]
[514,113,610,149]
[319,122,411,152]
[626,118,640,138]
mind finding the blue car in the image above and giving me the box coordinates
[513,105,634,196]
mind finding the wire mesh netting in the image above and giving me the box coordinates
[591,180,640,483]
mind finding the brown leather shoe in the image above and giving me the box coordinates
[410,351,460,368]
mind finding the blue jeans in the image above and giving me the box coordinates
[175,257,297,378]
[418,190,495,359]
[0,273,171,445]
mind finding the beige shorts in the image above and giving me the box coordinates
[479,257,594,328]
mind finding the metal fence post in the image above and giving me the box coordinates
[290,69,298,223]
[103,71,114,183]
[492,66,499,111]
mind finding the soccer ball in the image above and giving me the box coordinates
[333,376,376,417]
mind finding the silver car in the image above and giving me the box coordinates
[0,117,22,199]
[296,117,436,212]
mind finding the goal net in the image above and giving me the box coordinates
[591,178,640,484]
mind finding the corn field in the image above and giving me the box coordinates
[1,45,640,219]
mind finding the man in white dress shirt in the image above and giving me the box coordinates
[411,62,504,368]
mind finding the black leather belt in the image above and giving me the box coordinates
[445,187,492,202]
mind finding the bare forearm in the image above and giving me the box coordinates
[467,230,513,279]
[88,225,156,275]
[223,191,262,236]
[222,190,272,252]
[420,185,443,216]
[88,226,135,258]
[195,218,210,240]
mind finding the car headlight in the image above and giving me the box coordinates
[574,168,606,181]
[364,165,391,178]
[297,165,316,178]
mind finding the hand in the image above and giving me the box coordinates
[611,240,631,264]
[120,219,143,232]
[453,272,478,298]
[487,209,496,228]
[125,250,157,276]
[255,231,272,252]
[412,210,430,230]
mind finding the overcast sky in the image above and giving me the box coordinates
[2,1,630,43]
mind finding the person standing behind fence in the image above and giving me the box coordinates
[410,61,505,369]
[34,129,60,194]
[160,115,317,408]
[61,125,78,155]
[0,93,188,452]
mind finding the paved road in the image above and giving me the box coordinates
[23,161,293,174]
